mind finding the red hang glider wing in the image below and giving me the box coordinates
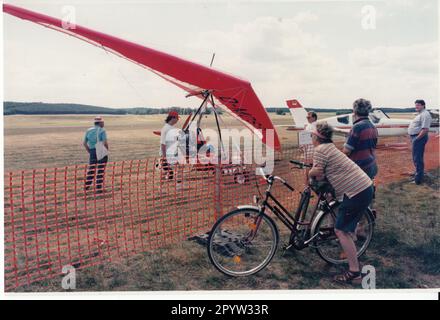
[3,4,281,150]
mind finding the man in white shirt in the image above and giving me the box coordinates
[302,112,318,162]
[305,111,318,131]
[160,111,180,180]
[408,99,432,185]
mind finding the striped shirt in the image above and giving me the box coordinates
[344,117,378,171]
[313,143,372,201]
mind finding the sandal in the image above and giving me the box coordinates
[334,270,362,285]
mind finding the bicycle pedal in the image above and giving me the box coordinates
[282,244,293,253]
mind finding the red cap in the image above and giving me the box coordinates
[168,111,180,119]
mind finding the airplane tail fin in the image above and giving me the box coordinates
[286,99,308,128]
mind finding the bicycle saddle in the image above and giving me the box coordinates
[309,178,335,195]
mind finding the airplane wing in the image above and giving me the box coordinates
[332,127,350,136]
[276,125,303,131]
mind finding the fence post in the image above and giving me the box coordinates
[214,163,222,222]
[213,138,223,222]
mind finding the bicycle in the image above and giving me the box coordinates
[207,160,376,276]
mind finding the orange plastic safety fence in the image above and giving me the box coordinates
[4,159,216,290]
[373,135,439,184]
[4,134,439,290]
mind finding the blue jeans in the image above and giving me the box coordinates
[411,134,428,184]
[85,149,108,189]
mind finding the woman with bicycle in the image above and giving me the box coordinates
[309,122,374,285]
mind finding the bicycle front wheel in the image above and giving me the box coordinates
[207,208,279,277]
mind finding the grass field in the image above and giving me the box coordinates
[3,112,334,172]
[4,112,415,172]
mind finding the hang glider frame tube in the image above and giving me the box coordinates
[183,90,226,160]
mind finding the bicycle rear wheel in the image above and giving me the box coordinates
[207,208,279,277]
[313,207,375,265]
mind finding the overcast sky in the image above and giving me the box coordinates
[3,0,439,109]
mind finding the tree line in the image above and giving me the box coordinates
[4,102,416,115]
[3,102,197,115]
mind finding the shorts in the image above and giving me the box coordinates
[335,185,374,233]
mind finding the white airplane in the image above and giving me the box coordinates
[282,99,439,136]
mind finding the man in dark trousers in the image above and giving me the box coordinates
[83,116,109,193]
[408,99,432,185]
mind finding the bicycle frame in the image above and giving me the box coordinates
[258,176,321,234]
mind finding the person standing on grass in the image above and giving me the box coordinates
[83,116,109,193]
[308,122,374,285]
[408,99,432,185]
[343,98,378,179]
[300,112,318,164]
[305,111,318,131]
[160,110,180,181]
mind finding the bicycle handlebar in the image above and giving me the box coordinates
[257,167,294,191]
[289,160,312,168]
[257,167,268,180]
